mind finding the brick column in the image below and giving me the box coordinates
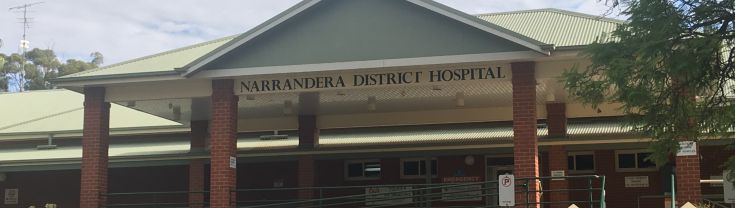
[546,102,567,138]
[547,146,569,208]
[298,92,319,200]
[210,80,238,208]
[511,62,540,208]
[298,156,316,200]
[80,87,110,208]
[189,120,208,208]
[546,102,568,207]
[676,150,701,204]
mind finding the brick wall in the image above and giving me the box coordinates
[210,80,238,208]
[547,146,569,208]
[512,61,541,208]
[189,120,208,208]
[676,153,701,204]
[237,161,299,203]
[700,145,735,195]
[80,87,111,208]
[0,170,80,208]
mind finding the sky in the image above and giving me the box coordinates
[0,0,623,65]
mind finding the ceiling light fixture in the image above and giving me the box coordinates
[367,96,377,111]
[456,92,465,107]
[283,100,293,115]
[173,106,182,121]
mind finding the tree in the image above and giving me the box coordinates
[0,55,7,92]
[563,0,735,182]
[0,49,102,91]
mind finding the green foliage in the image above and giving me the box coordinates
[563,0,735,181]
[0,49,103,91]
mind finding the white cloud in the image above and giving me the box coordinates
[0,0,621,65]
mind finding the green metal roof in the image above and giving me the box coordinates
[477,8,622,47]
[0,89,183,137]
[54,7,621,81]
[59,36,234,79]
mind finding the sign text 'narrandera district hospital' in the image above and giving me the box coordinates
[238,66,507,94]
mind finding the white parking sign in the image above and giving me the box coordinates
[498,174,515,206]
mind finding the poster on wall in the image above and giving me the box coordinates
[4,188,18,205]
[624,176,650,188]
[365,186,413,206]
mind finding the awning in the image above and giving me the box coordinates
[0,118,637,171]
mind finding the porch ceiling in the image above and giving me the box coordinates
[121,78,556,124]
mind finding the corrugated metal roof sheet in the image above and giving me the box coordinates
[478,8,622,47]
[0,119,633,165]
[57,8,621,80]
[59,35,234,78]
[0,141,189,163]
[0,90,182,136]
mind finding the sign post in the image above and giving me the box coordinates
[498,174,515,207]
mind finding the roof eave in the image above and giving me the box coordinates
[52,70,183,87]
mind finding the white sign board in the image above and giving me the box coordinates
[365,186,413,206]
[4,189,18,205]
[498,174,515,206]
[551,170,566,181]
[725,171,735,204]
[677,141,697,156]
[625,176,650,188]
[229,156,237,169]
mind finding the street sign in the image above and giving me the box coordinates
[677,141,697,156]
[725,171,735,204]
[498,174,515,206]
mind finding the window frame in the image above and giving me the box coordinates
[400,158,438,179]
[615,150,658,172]
[344,159,382,181]
[567,151,596,174]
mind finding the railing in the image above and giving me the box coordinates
[104,175,605,208]
[105,191,208,208]
[232,175,605,208]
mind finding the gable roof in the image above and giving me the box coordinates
[55,6,620,83]
[477,8,622,48]
[0,90,184,139]
[179,0,551,77]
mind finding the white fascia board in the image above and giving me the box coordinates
[181,0,322,77]
[407,0,550,55]
[192,51,543,78]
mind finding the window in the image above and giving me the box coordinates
[345,160,381,180]
[567,152,595,173]
[401,158,438,178]
[615,150,657,172]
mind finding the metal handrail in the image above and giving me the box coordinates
[104,175,606,208]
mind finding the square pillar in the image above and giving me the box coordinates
[297,92,319,200]
[210,80,238,208]
[511,62,541,208]
[547,146,569,208]
[189,120,208,208]
[676,150,701,204]
[80,87,111,208]
[546,102,567,138]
